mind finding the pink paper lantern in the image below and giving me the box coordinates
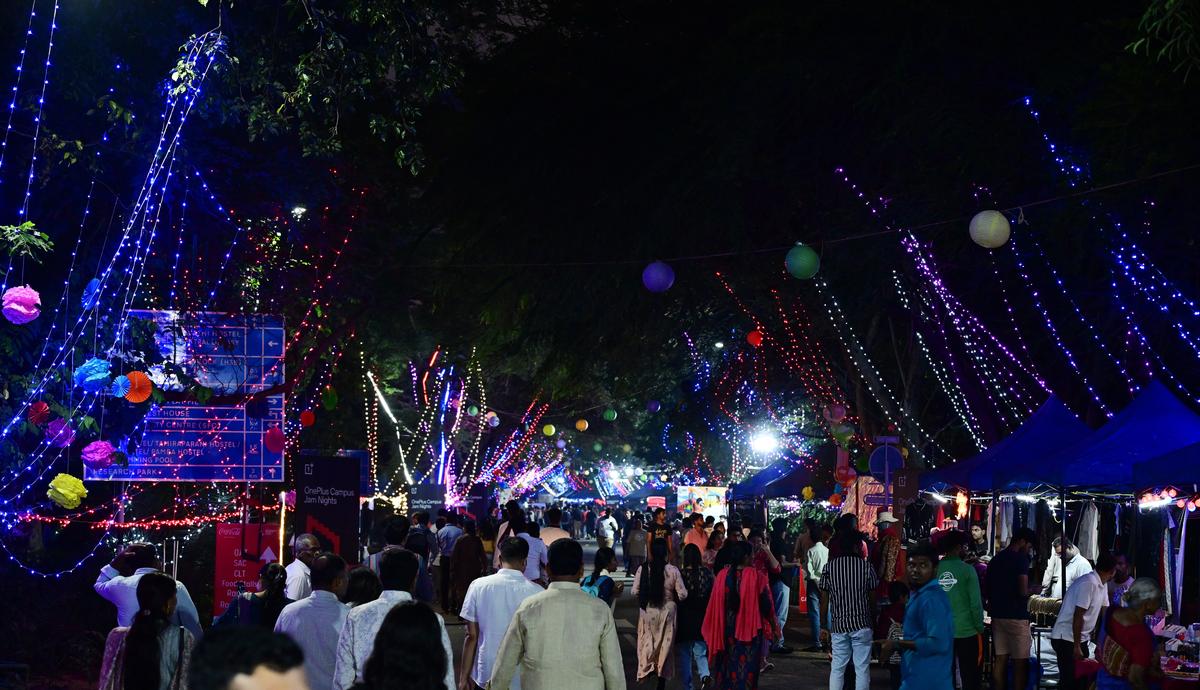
[2,285,40,325]
[82,440,116,470]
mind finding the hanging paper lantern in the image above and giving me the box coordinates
[467,405,479,416]
[47,473,87,509]
[322,386,339,411]
[246,398,269,419]
[46,418,75,448]
[829,493,843,507]
[542,424,556,437]
[124,371,153,403]
[660,474,669,482]
[646,400,661,413]
[822,404,847,424]
[575,419,589,432]
[110,375,131,398]
[641,261,675,293]
[81,278,102,310]
[555,439,567,449]
[488,415,501,428]
[2,285,40,324]
[27,401,50,426]
[592,442,603,452]
[82,440,116,470]
[602,408,618,422]
[801,486,815,501]
[622,443,632,453]
[73,358,112,393]
[1168,488,1178,498]
[746,330,764,347]
[835,464,857,487]
[300,410,316,427]
[264,427,286,454]
[969,210,1011,249]
[784,243,820,279]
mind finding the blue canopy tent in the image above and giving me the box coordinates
[730,458,795,500]
[1133,441,1200,489]
[994,382,1200,491]
[921,396,1089,491]
[760,461,818,498]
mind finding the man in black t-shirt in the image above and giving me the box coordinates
[987,527,1037,690]
[648,507,674,562]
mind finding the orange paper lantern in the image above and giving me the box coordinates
[829,493,843,507]
[125,371,153,403]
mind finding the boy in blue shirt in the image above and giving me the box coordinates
[881,542,954,690]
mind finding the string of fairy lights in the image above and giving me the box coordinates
[6,8,1200,583]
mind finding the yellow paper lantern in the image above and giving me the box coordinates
[575,419,589,432]
[542,424,556,437]
[969,210,1011,249]
[801,486,815,501]
[47,473,87,509]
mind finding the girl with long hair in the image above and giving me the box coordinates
[581,546,623,606]
[214,562,292,629]
[99,571,196,690]
[703,532,725,570]
[701,541,778,690]
[351,602,448,690]
[633,538,689,689]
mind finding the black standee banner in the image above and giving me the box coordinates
[294,456,361,561]
[409,484,447,516]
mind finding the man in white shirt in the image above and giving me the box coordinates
[539,507,570,548]
[274,554,350,690]
[803,524,832,653]
[93,542,203,639]
[460,537,544,690]
[487,539,625,690]
[285,534,321,601]
[1042,537,1094,599]
[512,515,547,584]
[1050,552,1117,690]
[334,548,455,690]
[596,511,618,550]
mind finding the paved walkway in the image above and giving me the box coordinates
[439,540,892,689]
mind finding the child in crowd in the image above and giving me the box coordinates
[877,581,910,690]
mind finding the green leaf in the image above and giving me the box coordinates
[193,385,214,404]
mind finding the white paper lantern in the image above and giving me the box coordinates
[969,210,1010,249]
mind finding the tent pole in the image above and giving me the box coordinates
[1060,486,1068,599]
[990,489,999,555]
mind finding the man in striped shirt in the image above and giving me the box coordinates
[819,529,879,690]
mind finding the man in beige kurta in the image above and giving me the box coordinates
[487,539,626,690]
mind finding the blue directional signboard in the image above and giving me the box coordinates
[85,310,286,483]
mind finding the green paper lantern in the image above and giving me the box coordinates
[321,386,339,411]
[593,442,603,452]
[467,405,479,416]
[602,408,618,422]
[542,424,556,437]
[784,243,820,279]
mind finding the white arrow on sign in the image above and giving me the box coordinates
[259,547,277,563]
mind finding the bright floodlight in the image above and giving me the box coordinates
[749,431,779,454]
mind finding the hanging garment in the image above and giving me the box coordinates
[1160,524,1174,616]
[1077,501,1099,562]
[998,499,1014,548]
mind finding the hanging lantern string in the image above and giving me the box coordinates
[394,161,1200,270]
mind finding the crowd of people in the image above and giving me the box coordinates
[89,501,1173,690]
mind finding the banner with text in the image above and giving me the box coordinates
[409,484,447,516]
[294,456,361,562]
[214,522,281,618]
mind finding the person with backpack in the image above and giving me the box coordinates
[581,546,624,606]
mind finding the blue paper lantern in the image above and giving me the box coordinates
[81,278,102,310]
[642,261,675,293]
[74,358,112,393]
[646,400,661,413]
